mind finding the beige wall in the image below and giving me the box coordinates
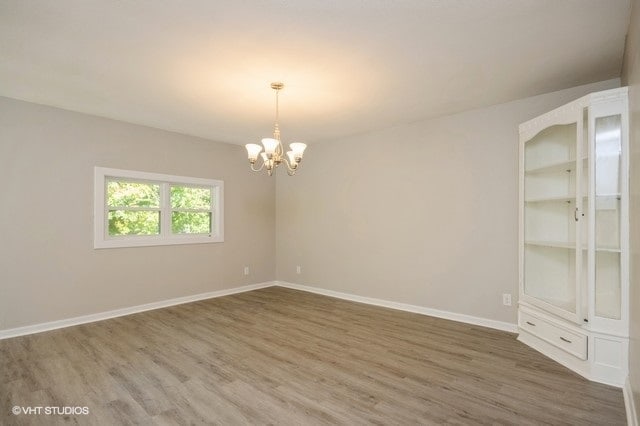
[0,73,627,342]
[0,97,275,330]
[276,79,619,324]
[622,0,640,418]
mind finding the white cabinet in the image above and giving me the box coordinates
[518,87,629,386]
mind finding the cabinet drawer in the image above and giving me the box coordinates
[519,310,587,360]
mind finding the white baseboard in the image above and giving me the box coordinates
[0,281,276,340]
[275,281,518,333]
[1,280,518,340]
[624,376,639,426]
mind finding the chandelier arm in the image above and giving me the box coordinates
[282,157,298,173]
[250,160,265,172]
[282,157,292,171]
[284,156,296,176]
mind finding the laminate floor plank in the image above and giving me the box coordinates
[0,287,626,425]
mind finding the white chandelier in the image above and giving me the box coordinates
[245,82,307,176]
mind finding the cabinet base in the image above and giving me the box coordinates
[518,325,628,387]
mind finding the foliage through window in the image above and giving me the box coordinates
[170,186,212,234]
[94,167,223,248]
[107,181,161,236]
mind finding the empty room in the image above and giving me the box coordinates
[1,1,639,424]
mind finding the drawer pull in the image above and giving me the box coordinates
[525,321,536,326]
[560,337,572,343]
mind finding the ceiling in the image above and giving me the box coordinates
[0,0,631,145]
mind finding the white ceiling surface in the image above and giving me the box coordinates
[0,1,631,145]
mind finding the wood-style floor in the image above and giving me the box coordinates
[1,287,626,425]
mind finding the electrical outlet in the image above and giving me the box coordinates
[243,266,250,276]
[296,265,301,274]
[502,293,512,306]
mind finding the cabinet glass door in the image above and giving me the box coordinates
[523,122,582,321]
[593,115,622,320]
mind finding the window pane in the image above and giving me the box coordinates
[172,212,211,234]
[170,186,211,209]
[107,181,160,208]
[108,210,160,236]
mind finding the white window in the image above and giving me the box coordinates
[94,167,224,248]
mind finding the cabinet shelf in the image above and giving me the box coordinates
[525,240,621,252]
[525,240,574,249]
[537,296,575,313]
[525,157,586,175]
[525,195,575,203]
[525,194,620,203]
[595,193,621,200]
[594,245,622,253]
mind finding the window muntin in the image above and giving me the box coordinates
[94,167,223,248]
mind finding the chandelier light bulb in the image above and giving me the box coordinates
[289,142,307,161]
[286,151,297,166]
[261,138,279,156]
[245,143,263,162]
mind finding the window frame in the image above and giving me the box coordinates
[94,167,224,249]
